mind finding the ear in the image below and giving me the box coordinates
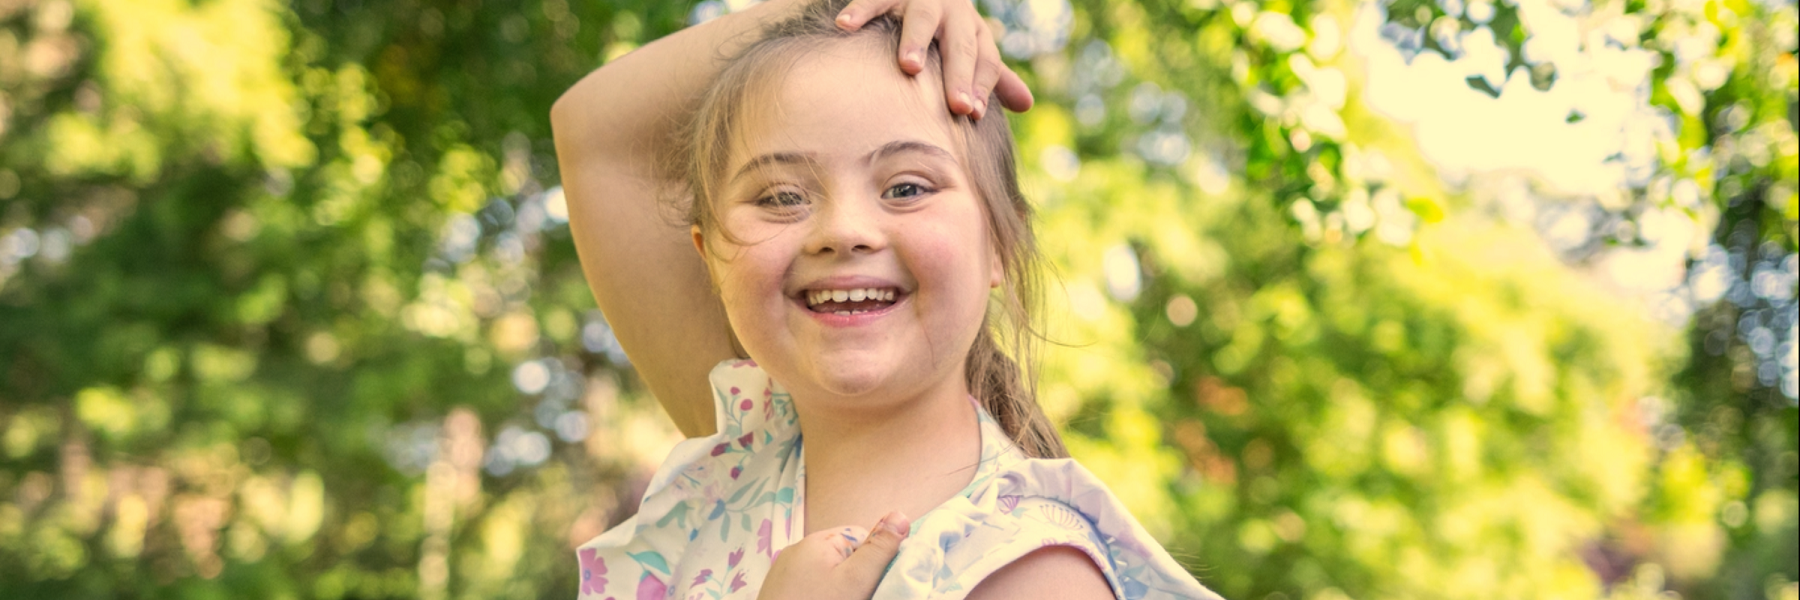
[988,242,1004,289]
[692,225,717,284]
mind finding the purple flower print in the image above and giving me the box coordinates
[739,399,753,412]
[737,433,754,449]
[636,573,667,600]
[729,466,742,479]
[998,495,1022,514]
[710,443,728,457]
[757,519,773,557]
[729,571,748,593]
[691,569,712,587]
[728,547,744,568]
[730,386,740,396]
[578,548,609,594]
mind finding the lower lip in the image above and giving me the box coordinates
[796,295,905,327]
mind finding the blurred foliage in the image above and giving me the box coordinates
[0,0,1792,599]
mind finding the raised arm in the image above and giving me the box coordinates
[551,0,805,438]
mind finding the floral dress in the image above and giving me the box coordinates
[575,360,1223,600]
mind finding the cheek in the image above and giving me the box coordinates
[708,247,782,307]
[906,222,994,308]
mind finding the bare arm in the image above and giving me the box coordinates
[964,546,1116,600]
[551,0,805,438]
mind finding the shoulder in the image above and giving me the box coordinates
[964,545,1115,600]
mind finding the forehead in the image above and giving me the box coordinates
[731,40,956,166]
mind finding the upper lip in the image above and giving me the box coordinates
[789,275,909,298]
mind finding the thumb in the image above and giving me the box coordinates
[835,511,911,595]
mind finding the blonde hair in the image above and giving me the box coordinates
[674,0,1067,459]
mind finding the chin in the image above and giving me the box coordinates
[806,359,895,399]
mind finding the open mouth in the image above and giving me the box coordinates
[803,287,900,316]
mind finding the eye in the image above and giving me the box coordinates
[881,181,933,200]
[756,189,808,208]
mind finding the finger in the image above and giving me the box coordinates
[824,526,871,561]
[939,8,981,115]
[835,0,895,31]
[994,67,1035,113]
[836,512,911,595]
[896,2,940,75]
[970,28,1003,120]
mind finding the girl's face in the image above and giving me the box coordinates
[695,41,1000,409]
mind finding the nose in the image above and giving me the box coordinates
[802,193,887,257]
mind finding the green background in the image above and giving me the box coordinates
[0,0,1794,598]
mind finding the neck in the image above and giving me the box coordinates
[792,373,982,534]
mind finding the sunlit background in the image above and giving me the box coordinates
[0,0,1794,598]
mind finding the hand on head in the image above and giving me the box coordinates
[833,0,1035,120]
[757,511,912,600]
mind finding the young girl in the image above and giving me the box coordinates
[551,0,1221,598]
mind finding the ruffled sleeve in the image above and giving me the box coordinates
[873,456,1224,600]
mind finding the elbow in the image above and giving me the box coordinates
[550,91,581,141]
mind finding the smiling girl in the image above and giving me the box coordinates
[551,0,1220,598]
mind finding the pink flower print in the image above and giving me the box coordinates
[729,466,742,479]
[728,547,745,569]
[737,433,754,449]
[696,478,728,508]
[730,386,740,396]
[710,443,728,457]
[636,573,667,600]
[998,495,1022,514]
[739,399,753,412]
[729,571,748,593]
[691,569,713,587]
[578,548,609,594]
[757,519,773,557]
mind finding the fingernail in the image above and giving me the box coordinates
[881,512,910,536]
[958,92,972,111]
[905,50,921,67]
[836,13,854,27]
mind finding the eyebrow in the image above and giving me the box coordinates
[728,140,956,185]
[866,140,955,165]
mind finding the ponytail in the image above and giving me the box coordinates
[967,326,1067,458]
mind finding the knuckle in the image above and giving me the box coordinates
[952,36,980,57]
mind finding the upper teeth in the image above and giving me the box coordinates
[806,288,896,306]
